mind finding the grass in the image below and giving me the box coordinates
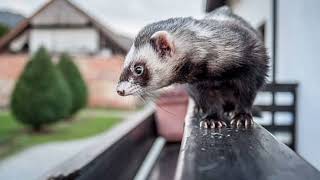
[0,109,126,159]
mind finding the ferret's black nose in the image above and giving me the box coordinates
[117,89,125,96]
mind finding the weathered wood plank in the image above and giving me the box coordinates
[147,143,181,180]
[41,106,156,180]
[175,99,320,180]
[175,123,320,180]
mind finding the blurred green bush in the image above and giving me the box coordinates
[10,47,72,132]
[0,23,9,37]
[57,53,88,117]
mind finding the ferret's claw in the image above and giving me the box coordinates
[200,119,227,129]
[245,119,254,128]
[200,121,209,129]
[222,121,227,127]
[214,121,227,128]
[236,120,242,128]
[230,119,235,126]
[210,121,216,128]
[231,113,254,128]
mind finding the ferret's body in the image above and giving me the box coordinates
[117,7,269,128]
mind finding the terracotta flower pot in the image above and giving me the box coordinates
[155,86,189,142]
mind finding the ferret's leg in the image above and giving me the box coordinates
[231,91,255,128]
[199,95,227,129]
[231,112,254,128]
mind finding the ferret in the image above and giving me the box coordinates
[116,6,269,128]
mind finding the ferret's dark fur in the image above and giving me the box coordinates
[118,6,269,128]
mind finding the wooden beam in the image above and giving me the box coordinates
[175,99,320,180]
[40,106,157,180]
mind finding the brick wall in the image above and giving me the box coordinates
[0,54,138,109]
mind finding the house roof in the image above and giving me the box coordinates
[0,0,133,54]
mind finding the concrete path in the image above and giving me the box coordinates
[0,123,125,180]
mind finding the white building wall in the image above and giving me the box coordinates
[277,0,320,170]
[29,28,99,54]
[31,0,90,26]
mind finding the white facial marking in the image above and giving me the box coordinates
[128,77,134,83]
[124,45,135,68]
[135,44,158,62]
[124,43,161,73]
[120,31,183,93]
[117,81,141,96]
[117,81,131,91]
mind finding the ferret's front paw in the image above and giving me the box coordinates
[231,113,254,128]
[200,119,227,129]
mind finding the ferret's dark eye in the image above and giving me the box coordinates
[134,65,144,76]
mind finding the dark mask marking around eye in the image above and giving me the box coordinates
[133,61,150,87]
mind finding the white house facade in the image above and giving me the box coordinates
[0,0,132,55]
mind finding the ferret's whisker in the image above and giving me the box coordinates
[156,102,177,117]
[143,91,177,116]
[137,95,147,104]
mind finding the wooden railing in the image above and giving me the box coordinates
[175,98,319,180]
[41,106,157,180]
[41,84,320,180]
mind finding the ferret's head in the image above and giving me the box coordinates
[117,30,183,97]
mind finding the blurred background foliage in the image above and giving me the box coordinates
[57,53,88,117]
[10,47,72,132]
[0,23,9,38]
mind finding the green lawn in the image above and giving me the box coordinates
[0,109,126,159]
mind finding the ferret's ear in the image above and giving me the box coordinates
[150,31,174,57]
